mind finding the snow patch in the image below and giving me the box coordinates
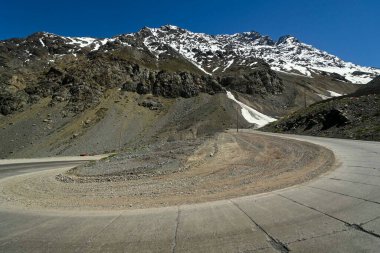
[67,37,97,47]
[317,94,330,100]
[193,62,212,75]
[226,91,276,127]
[317,90,343,100]
[212,67,219,72]
[223,60,234,72]
[39,38,45,47]
[327,90,343,97]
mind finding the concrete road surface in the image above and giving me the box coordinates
[0,155,109,179]
[0,131,379,252]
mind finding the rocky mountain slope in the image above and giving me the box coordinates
[5,25,378,82]
[0,25,374,157]
[0,25,368,116]
[262,76,380,141]
[0,27,287,116]
[141,25,379,84]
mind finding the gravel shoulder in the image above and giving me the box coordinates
[0,132,335,211]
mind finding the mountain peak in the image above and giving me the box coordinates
[276,35,299,45]
[159,24,181,31]
[223,31,274,46]
[27,31,59,39]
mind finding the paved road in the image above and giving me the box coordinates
[0,161,84,179]
[0,132,379,252]
[0,155,108,179]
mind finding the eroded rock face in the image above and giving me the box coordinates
[138,99,162,110]
[321,109,350,130]
[274,108,351,131]
[217,63,283,96]
[282,108,350,132]
[122,70,224,98]
[262,79,380,141]
[0,90,29,115]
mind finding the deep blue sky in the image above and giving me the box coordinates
[1,0,379,67]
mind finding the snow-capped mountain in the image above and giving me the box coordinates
[139,25,379,84]
[2,25,379,84]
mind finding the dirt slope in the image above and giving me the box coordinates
[0,89,253,158]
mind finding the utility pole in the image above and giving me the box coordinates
[118,115,125,152]
[236,106,239,133]
[119,126,122,151]
[304,88,307,108]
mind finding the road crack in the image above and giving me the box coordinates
[360,216,380,226]
[171,206,181,253]
[286,228,349,245]
[305,185,380,205]
[76,210,125,252]
[347,165,380,171]
[325,177,380,187]
[230,200,289,253]
[333,171,380,178]
[278,194,380,239]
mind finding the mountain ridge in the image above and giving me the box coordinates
[2,25,379,84]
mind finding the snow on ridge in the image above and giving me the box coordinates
[311,65,378,84]
[212,67,219,72]
[22,26,380,83]
[142,27,213,75]
[39,38,45,47]
[226,91,276,128]
[64,36,120,51]
[138,26,380,84]
[67,37,97,47]
[223,60,234,72]
[193,63,212,75]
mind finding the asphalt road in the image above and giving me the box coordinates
[0,131,379,252]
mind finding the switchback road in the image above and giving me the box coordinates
[0,132,379,252]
